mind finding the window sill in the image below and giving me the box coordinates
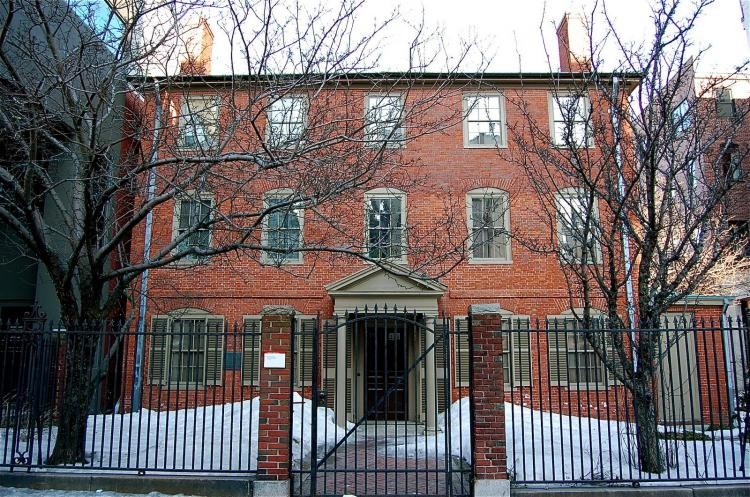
[468,258,512,265]
[463,142,508,149]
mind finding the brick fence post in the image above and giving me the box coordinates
[255,305,295,497]
[469,303,509,497]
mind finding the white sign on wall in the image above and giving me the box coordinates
[263,352,286,369]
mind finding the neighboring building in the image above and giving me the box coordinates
[124,14,735,427]
[0,0,128,323]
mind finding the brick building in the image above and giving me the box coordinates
[124,14,735,428]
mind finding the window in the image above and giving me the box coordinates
[179,96,219,149]
[547,311,618,389]
[556,188,601,264]
[671,99,691,135]
[551,93,592,147]
[721,143,743,182]
[365,189,406,261]
[262,190,303,264]
[267,96,307,148]
[466,188,511,263]
[149,312,224,387]
[716,88,736,118]
[365,94,405,145]
[173,195,213,260]
[463,94,506,147]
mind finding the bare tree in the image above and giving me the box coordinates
[505,0,750,473]
[0,0,483,464]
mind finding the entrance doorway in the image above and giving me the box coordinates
[362,318,407,420]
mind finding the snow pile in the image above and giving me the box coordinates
[2,398,260,471]
[386,397,749,483]
[290,392,351,469]
[1,394,348,472]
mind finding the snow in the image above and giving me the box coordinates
[1,394,346,472]
[3,395,748,484]
[387,397,750,483]
[0,488,198,497]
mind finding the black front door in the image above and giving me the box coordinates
[364,319,406,420]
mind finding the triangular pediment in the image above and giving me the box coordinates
[325,264,446,296]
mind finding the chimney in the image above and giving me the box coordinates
[179,16,214,75]
[557,13,591,72]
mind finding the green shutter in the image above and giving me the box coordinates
[604,330,626,386]
[295,318,316,387]
[242,318,261,386]
[433,321,449,412]
[149,317,169,385]
[513,317,532,386]
[548,320,569,386]
[205,316,224,386]
[322,319,338,409]
[454,318,470,387]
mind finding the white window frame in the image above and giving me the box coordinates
[178,95,220,149]
[547,309,610,390]
[555,188,601,264]
[462,93,507,148]
[151,309,223,389]
[364,94,405,147]
[266,95,308,148]
[549,92,593,148]
[364,188,407,263]
[172,192,214,264]
[716,88,736,118]
[261,188,304,265]
[465,188,512,264]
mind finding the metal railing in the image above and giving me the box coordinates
[504,316,750,485]
[0,320,261,474]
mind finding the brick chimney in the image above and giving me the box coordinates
[557,13,591,72]
[179,16,213,75]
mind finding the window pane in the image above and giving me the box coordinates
[367,196,403,258]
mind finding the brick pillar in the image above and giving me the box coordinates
[469,304,509,497]
[256,305,295,497]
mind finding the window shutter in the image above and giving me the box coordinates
[433,320,449,412]
[295,318,316,387]
[548,320,569,386]
[419,327,427,422]
[345,320,353,420]
[322,319,338,409]
[204,316,225,386]
[454,318,470,387]
[242,318,261,386]
[513,317,532,386]
[149,317,169,385]
[604,330,626,386]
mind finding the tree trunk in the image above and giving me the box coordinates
[46,330,99,465]
[633,375,665,474]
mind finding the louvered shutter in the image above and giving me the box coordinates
[454,318,470,387]
[345,320,353,420]
[419,327,427,422]
[242,318,261,386]
[604,330,626,386]
[513,317,532,386]
[500,319,513,387]
[149,316,169,385]
[548,320,569,386]
[205,316,225,386]
[322,319,338,409]
[295,318,316,387]
[433,320,449,412]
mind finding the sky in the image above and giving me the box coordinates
[188,0,748,75]
[351,0,749,73]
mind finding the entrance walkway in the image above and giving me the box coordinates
[293,422,470,497]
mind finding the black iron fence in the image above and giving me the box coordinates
[503,316,750,485]
[0,319,262,474]
[290,308,472,497]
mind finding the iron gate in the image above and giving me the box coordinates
[290,306,472,496]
